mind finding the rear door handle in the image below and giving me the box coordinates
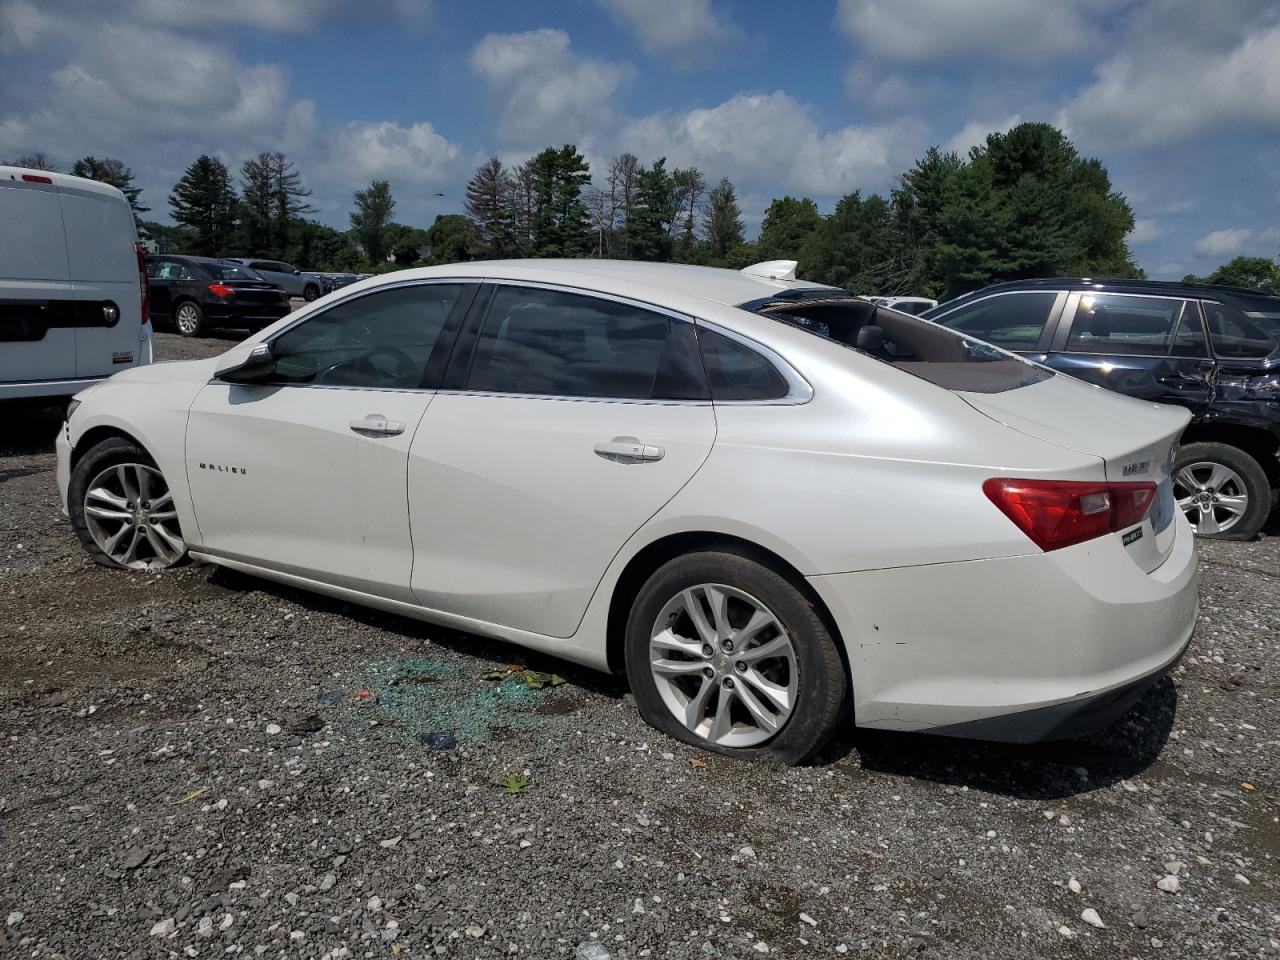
[594,437,664,463]
[349,414,406,437]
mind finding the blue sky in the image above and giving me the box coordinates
[2,0,1278,279]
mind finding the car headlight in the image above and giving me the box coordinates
[66,399,81,420]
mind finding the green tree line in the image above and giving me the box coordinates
[11,123,1278,298]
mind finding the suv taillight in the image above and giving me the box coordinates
[135,242,149,326]
[983,478,1157,552]
[208,283,236,298]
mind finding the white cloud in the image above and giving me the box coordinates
[1128,219,1162,245]
[0,0,56,50]
[836,0,1117,63]
[618,91,923,198]
[326,120,460,184]
[943,114,1023,155]
[130,0,431,33]
[1195,228,1255,257]
[1059,15,1280,146]
[470,29,633,150]
[596,0,738,67]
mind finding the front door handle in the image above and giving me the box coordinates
[594,436,665,463]
[349,414,406,437]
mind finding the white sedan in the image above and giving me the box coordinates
[57,259,1198,763]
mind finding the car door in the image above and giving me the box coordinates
[184,281,474,600]
[407,282,717,638]
[253,260,298,297]
[1043,292,1215,419]
[145,257,184,322]
[926,290,1064,363]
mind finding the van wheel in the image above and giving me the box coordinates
[304,283,320,301]
[68,437,187,571]
[174,300,205,337]
[1172,442,1270,540]
[625,550,848,765]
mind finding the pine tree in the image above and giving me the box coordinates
[168,155,238,257]
[70,156,148,213]
[238,154,275,256]
[670,167,706,261]
[350,179,396,266]
[464,157,515,259]
[268,153,313,258]
[528,145,591,258]
[628,158,677,262]
[510,160,538,256]
[704,177,744,261]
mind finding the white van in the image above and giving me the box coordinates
[1,166,152,401]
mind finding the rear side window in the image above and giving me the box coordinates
[1203,302,1278,359]
[150,259,196,281]
[752,297,1052,393]
[930,292,1057,351]
[466,286,707,400]
[698,327,789,400]
[1065,294,1203,356]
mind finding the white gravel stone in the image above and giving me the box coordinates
[1068,878,1082,894]
[5,912,22,928]
[799,912,817,927]
[265,723,282,735]
[150,918,176,937]
[1157,875,1181,894]
[1081,908,1104,929]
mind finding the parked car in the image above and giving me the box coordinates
[872,295,938,315]
[924,279,1280,539]
[223,258,324,301]
[146,255,291,337]
[1,165,151,401]
[315,272,360,293]
[58,259,1196,762]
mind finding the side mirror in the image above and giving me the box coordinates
[215,342,275,384]
[294,269,302,275]
[856,324,886,354]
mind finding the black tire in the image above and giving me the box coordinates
[68,437,188,571]
[303,283,320,302]
[1174,441,1271,540]
[624,550,848,765]
[173,299,206,337]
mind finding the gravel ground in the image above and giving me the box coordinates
[1,332,1277,960]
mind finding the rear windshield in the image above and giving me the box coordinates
[748,297,1052,393]
[205,263,263,281]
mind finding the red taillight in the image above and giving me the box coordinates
[208,282,236,298]
[134,242,150,327]
[983,478,1157,552]
[22,173,53,184]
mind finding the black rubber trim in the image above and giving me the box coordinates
[925,636,1192,744]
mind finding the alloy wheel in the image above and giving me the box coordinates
[649,583,797,748]
[83,463,185,569]
[176,303,200,335]
[1173,461,1249,536]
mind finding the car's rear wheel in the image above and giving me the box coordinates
[174,300,205,337]
[304,283,320,301]
[1172,441,1270,540]
[625,550,847,764]
[69,438,187,570]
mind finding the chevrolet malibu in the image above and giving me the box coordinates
[57,259,1198,763]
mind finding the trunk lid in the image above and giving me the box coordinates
[959,373,1189,572]
[225,281,287,307]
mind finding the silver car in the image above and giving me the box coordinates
[223,258,323,301]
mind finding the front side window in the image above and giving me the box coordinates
[930,292,1057,351]
[465,286,706,400]
[267,284,463,388]
[1065,294,1201,356]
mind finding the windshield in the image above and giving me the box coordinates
[205,263,264,282]
[748,297,1052,393]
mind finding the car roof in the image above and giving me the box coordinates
[945,277,1280,308]
[0,165,130,203]
[385,259,839,309]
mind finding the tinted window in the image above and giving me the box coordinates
[250,261,275,272]
[753,297,1052,393]
[931,292,1057,350]
[268,284,462,388]
[204,262,261,282]
[1203,302,1278,359]
[466,286,698,400]
[150,259,195,281]
[1065,294,1199,356]
[698,327,789,401]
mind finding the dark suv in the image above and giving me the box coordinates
[925,279,1280,539]
[146,255,291,338]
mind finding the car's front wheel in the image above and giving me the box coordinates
[68,438,187,570]
[174,300,205,337]
[304,283,320,301]
[1172,441,1270,540]
[625,550,848,764]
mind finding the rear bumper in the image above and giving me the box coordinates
[808,512,1199,742]
[206,303,291,325]
[0,376,103,401]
